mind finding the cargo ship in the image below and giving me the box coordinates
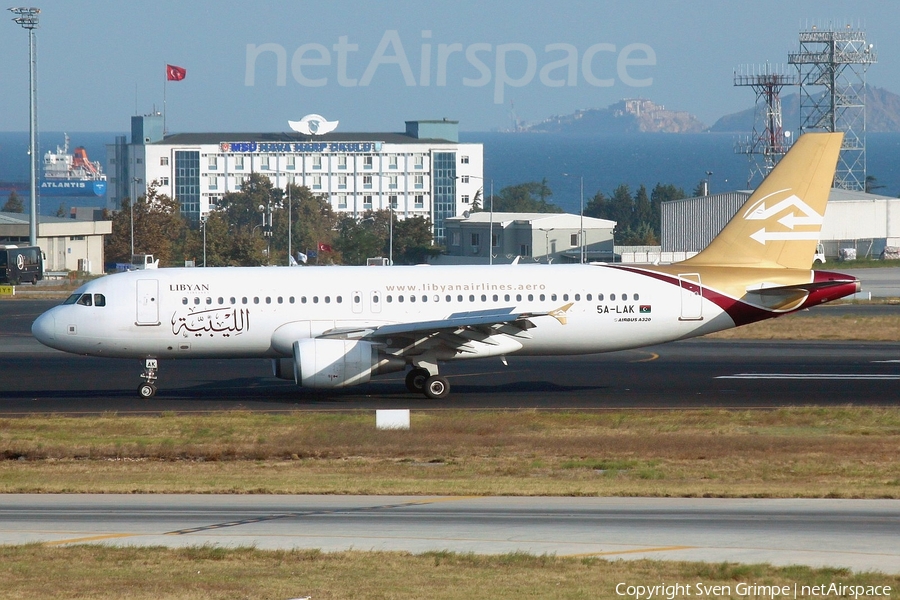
[40,134,107,197]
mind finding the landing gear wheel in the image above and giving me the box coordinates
[138,357,159,399]
[138,383,157,398]
[405,368,430,393]
[422,375,450,399]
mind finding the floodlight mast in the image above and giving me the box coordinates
[9,7,41,246]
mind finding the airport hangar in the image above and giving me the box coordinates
[106,115,484,246]
[661,189,900,260]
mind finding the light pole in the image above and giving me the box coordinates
[199,212,208,267]
[10,7,40,246]
[388,200,394,266]
[130,177,141,259]
[562,173,585,264]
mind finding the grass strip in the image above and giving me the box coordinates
[2,408,898,497]
[0,544,897,600]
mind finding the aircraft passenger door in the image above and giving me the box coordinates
[136,279,160,326]
[351,290,363,314]
[678,273,703,321]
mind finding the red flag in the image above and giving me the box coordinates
[166,64,186,81]
[317,243,332,252]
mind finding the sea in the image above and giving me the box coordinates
[2,130,900,216]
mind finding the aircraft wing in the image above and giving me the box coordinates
[318,303,573,342]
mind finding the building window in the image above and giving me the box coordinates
[414,175,424,189]
[208,156,217,170]
[234,155,244,170]
[338,175,347,190]
[286,155,296,170]
[363,155,373,169]
[337,194,348,209]
[337,155,347,169]
[363,175,373,189]
[471,233,480,246]
[520,244,531,257]
[208,175,217,190]
[312,175,322,190]
[312,155,322,169]
[462,195,470,204]
[388,175,398,189]
[389,155,398,169]
[135,158,143,164]
[414,194,424,208]
[461,155,469,164]
[158,177,170,186]
[570,233,579,246]
[160,156,169,166]
[175,150,201,221]
[451,231,461,246]
[492,234,499,248]
[414,155,424,169]
[461,175,469,183]
[389,195,398,208]
[363,195,373,209]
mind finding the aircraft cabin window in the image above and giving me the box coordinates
[421,295,427,303]
[63,294,81,305]
[373,295,380,303]
[469,294,475,302]
[301,297,307,304]
[610,294,616,301]
[433,295,440,303]
[563,294,569,301]
[445,295,451,302]
[354,295,361,304]
[206,297,213,305]
[634,293,640,300]
[504,294,510,302]
[324,296,331,304]
[551,294,557,301]
[399,295,404,303]
[77,294,92,306]
[457,295,463,302]
[598,293,604,301]
[254,297,260,304]
[410,295,416,303]
[516,294,522,301]
[312,296,319,304]
[289,297,295,304]
[528,294,534,301]
[575,294,581,301]
[621,293,627,300]
[587,294,593,301]
[218,297,225,305]
[194,297,201,305]
[265,297,271,304]
[94,294,106,307]
[242,297,248,304]
[386,295,393,303]
[539,294,544,301]
[481,294,486,302]
[336,296,342,304]
[230,297,236,304]
[182,297,188,305]
[494,294,499,302]
[277,297,283,304]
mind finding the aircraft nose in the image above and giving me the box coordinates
[32,311,56,344]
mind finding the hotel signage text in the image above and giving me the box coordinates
[219,141,382,153]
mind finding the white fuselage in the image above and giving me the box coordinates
[31,264,735,361]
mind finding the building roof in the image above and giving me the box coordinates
[0,211,73,225]
[155,131,463,146]
[447,211,616,228]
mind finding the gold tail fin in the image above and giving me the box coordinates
[680,132,843,269]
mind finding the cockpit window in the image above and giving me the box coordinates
[63,293,81,305]
[93,294,106,307]
[76,294,93,306]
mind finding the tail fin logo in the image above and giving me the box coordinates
[742,188,824,245]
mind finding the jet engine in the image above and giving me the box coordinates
[278,339,404,388]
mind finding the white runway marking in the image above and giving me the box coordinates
[717,373,900,380]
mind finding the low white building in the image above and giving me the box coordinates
[107,115,483,245]
[0,211,112,274]
[441,212,616,264]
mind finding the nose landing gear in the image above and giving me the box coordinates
[138,357,158,398]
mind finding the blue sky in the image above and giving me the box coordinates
[1,0,897,133]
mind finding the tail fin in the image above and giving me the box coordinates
[680,132,843,269]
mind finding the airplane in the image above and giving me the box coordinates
[32,132,860,400]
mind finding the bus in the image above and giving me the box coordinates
[0,245,44,285]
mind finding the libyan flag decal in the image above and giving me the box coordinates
[639,305,651,314]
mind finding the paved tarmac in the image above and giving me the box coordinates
[0,495,897,574]
[1,299,899,412]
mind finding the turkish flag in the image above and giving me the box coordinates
[166,64,186,81]
[317,243,332,252]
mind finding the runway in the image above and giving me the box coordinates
[1,300,899,412]
[0,494,897,573]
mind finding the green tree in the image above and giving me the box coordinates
[2,190,24,213]
[104,184,189,266]
[55,203,68,218]
[334,212,385,265]
[865,175,885,194]
[279,183,339,264]
[610,184,634,237]
[392,214,442,264]
[650,183,685,237]
[584,191,611,220]
[493,182,562,213]
[633,185,652,228]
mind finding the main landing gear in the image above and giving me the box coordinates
[138,357,158,398]
[405,365,450,399]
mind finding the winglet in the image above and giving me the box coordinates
[548,302,574,325]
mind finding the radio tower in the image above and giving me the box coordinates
[788,23,877,191]
[734,63,798,187]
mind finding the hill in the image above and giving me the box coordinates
[710,86,900,133]
[526,98,706,134]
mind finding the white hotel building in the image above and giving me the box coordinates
[106,116,484,243]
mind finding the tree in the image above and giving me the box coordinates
[650,183,685,238]
[493,182,562,213]
[392,215,442,264]
[55,203,68,218]
[104,184,189,266]
[610,184,634,236]
[865,175,885,194]
[2,190,24,213]
[584,191,611,220]
[633,185,652,228]
[280,183,339,263]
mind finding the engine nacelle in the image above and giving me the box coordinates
[291,338,404,388]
